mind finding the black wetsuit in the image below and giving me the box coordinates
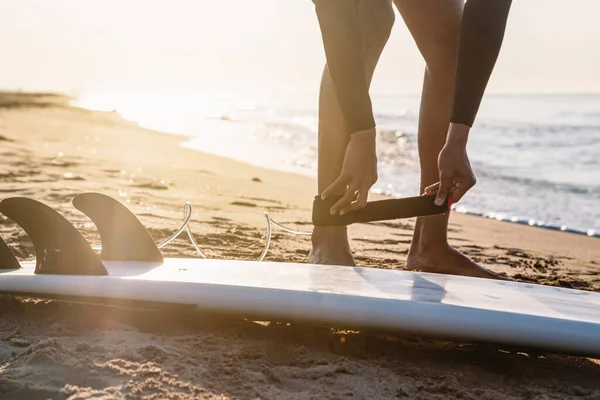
[314,0,512,133]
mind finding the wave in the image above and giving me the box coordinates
[478,121,600,136]
[374,109,414,121]
[473,168,600,195]
[71,90,600,237]
[452,207,599,238]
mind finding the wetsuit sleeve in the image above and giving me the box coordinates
[314,0,376,134]
[450,0,512,127]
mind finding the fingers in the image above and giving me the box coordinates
[449,177,476,202]
[426,178,476,205]
[450,186,466,203]
[330,185,358,215]
[423,182,440,195]
[435,172,454,206]
[322,168,377,215]
[338,181,370,215]
[321,175,347,200]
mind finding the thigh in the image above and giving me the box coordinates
[394,0,463,75]
[358,0,395,80]
[313,0,394,75]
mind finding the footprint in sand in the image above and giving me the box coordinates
[231,201,257,208]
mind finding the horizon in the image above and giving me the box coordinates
[1,0,599,96]
[4,90,600,98]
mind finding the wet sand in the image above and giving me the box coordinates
[0,93,599,399]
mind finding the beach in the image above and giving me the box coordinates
[1,93,599,399]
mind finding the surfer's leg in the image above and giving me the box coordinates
[309,0,394,266]
[394,0,508,280]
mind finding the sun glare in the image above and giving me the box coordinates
[73,91,261,135]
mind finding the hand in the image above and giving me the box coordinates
[321,127,378,215]
[424,124,476,205]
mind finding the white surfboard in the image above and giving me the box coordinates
[1,258,599,358]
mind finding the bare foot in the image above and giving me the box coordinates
[406,243,513,281]
[307,227,356,266]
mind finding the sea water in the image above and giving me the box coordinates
[74,90,600,237]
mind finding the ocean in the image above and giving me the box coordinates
[73,90,600,237]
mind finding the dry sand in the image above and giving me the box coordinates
[0,93,599,399]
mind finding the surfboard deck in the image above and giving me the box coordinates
[1,258,599,357]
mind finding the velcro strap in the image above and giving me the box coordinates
[312,194,451,226]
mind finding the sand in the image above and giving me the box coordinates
[0,93,599,399]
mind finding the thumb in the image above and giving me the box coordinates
[435,172,453,206]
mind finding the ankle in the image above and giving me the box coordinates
[409,240,448,256]
[410,216,450,254]
[409,233,449,256]
[311,226,349,246]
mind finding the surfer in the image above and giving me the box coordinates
[309,0,513,279]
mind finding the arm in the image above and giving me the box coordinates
[314,0,376,134]
[430,0,512,205]
[450,0,513,128]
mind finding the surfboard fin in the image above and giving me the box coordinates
[312,194,450,226]
[0,236,20,270]
[0,197,108,275]
[72,192,164,263]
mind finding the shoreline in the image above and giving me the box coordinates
[68,92,600,239]
[1,91,598,283]
[1,92,599,399]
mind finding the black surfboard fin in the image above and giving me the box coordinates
[0,236,20,270]
[0,197,108,275]
[72,192,163,263]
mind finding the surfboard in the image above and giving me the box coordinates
[1,257,600,358]
[0,192,598,358]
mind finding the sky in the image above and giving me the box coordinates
[1,0,599,96]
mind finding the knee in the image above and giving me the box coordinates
[363,0,396,46]
[422,27,461,85]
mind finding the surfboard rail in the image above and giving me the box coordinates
[0,192,599,359]
[1,259,600,358]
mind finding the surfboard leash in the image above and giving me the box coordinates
[0,192,451,268]
[258,193,450,261]
[85,193,451,262]
[161,194,451,262]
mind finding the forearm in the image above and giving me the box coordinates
[450,0,512,128]
[314,0,376,134]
